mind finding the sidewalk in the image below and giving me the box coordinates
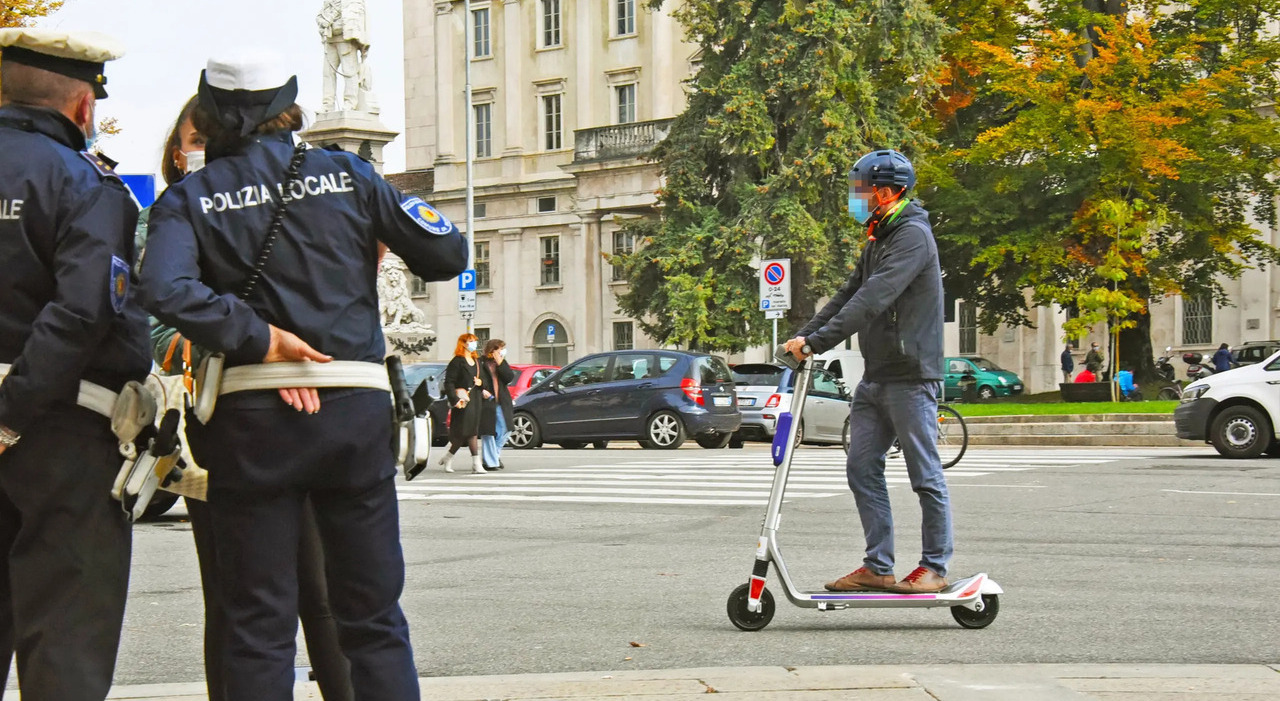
[20,663,1277,700]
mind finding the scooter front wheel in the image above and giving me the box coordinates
[951,594,999,629]
[727,583,775,631]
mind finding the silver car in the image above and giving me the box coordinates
[731,363,851,446]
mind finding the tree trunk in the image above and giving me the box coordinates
[1118,311,1157,385]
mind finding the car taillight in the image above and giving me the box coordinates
[681,378,704,405]
[764,394,781,408]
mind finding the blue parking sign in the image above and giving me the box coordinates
[458,269,477,291]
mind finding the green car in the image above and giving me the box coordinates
[943,357,1024,401]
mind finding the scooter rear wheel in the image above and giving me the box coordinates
[951,594,999,629]
[726,583,775,631]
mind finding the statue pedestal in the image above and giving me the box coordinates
[303,111,399,174]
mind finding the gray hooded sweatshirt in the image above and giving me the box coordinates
[798,200,944,383]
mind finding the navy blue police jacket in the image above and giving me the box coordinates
[0,104,150,434]
[138,132,467,378]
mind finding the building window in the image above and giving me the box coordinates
[615,83,637,124]
[537,196,557,213]
[541,0,561,47]
[542,94,563,150]
[540,235,560,286]
[474,327,490,344]
[475,240,491,290]
[613,321,634,350]
[612,229,634,281]
[959,301,977,355]
[472,8,491,58]
[473,103,492,158]
[410,275,428,298]
[615,0,636,36]
[1064,304,1080,349]
[1183,295,1213,346]
[534,319,569,366]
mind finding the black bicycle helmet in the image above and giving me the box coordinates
[848,149,916,191]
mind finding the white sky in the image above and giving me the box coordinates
[42,0,408,181]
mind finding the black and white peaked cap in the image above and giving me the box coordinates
[197,50,299,137]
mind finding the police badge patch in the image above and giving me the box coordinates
[110,256,129,313]
[399,196,454,236]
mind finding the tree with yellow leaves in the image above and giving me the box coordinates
[1,1,63,28]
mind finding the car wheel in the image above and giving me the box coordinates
[559,441,587,449]
[592,441,609,449]
[695,433,732,449]
[842,417,851,455]
[509,412,541,449]
[137,491,180,522]
[1210,405,1270,459]
[978,386,996,400]
[646,411,686,449]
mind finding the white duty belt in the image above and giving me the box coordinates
[219,361,392,395]
[0,362,118,419]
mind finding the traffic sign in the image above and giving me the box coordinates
[458,290,476,313]
[765,310,784,320]
[759,258,791,312]
[458,269,477,291]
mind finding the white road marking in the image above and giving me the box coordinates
[1162,489,1280,497]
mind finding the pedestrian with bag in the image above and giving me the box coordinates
[138,51,467,701]
[438,332,487,474]
[784,149,953,594]
[142,96,353,701]
[480,339,515,470]
[0,29,152,701]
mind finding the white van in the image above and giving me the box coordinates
[1174,351,1280,458]
[813,348,865,389]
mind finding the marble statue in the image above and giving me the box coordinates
[317,0,379,113]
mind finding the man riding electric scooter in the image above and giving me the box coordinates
[784,149,951,594]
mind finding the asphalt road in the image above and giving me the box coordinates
[116,443,1280,686]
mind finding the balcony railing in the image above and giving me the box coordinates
[573,118,674,163]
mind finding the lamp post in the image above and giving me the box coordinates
[463,0,476,335]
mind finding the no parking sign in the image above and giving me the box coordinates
[759,259,791,311]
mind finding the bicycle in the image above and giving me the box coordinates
[842,403,969,469]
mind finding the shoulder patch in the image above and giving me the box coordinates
[110,255,129,314]
[79,151,121,181]
[399,196,455,236]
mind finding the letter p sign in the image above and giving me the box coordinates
[458,270,477,291]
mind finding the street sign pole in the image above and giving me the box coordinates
[463,0,475,335]
[760,259,792,356]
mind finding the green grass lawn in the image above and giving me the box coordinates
[948,401,1179,417]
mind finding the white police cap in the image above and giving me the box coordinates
[197,49,299,137]
[0,28,125,98]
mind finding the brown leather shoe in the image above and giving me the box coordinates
[891,567,948,593]
[824,567,895,592]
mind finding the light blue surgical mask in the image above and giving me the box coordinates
[467,341,478,352]
[848,190,873,224]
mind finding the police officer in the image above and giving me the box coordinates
[138,52,467,701]
[0,29,150,701]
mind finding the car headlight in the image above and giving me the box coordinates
[1181,384,1209,402]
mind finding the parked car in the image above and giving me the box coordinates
[731,363,851,446]
[1231,341,1280,368]
[1175,349,1280,458]
[509,364,559,400]
[943,357,1024,401]
[508,351,740,450]
[813,347,865,389]
[405,361,451,446]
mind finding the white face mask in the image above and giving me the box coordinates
[466,341,478,352]
[498,348,507,358]
[82,107,99,153]
[182,150,206,173]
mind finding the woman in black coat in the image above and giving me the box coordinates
[479,339,516,470]
[438,333,487,474]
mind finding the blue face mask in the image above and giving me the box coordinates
[467,341,478,352]
[848,190,873,224]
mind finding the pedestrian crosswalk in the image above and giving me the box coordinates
[395,448,1142,507]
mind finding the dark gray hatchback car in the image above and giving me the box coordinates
[509,350,741,449]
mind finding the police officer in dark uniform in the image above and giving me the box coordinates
[138,52,467,701]
[0,28,150,701]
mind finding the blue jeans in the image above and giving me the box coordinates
[482,407,509,467]
[845,379,953,577]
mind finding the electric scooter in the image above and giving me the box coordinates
[725,346,1003,631]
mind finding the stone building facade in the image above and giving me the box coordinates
[394,0,698,365]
